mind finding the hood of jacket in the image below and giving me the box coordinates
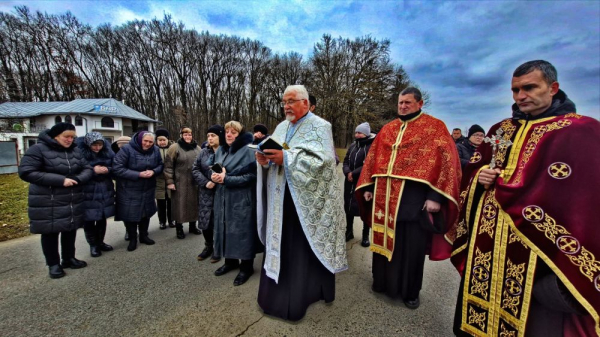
[77,137,115,161]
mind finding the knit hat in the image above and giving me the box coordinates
[155,128,170,139]
[468,124,485,138]
[84,131,104,147]
[252,123,268,135]
[116,136,131,147]
[48,122,76,138]
[207,124,224,136]
[355,122,370,136]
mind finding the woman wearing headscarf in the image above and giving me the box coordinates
[78,132,116,257]
[18,123,93,278]
[164,126,202,239]
[211,121,258,286]
[192,124,224,263]
[113,131,163,252]
[155,128,174,230]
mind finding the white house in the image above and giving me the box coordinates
[0,98,158,156]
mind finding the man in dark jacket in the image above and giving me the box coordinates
[342,122,375,246]
[456,124,485,169]
[452,128,466,144]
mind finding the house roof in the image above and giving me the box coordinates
[0,98,157,122]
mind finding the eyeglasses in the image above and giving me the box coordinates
[472,134,485,138]
[280,99,303,107]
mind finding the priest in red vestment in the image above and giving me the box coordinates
[355,87,461,309]
[452,60,600,337]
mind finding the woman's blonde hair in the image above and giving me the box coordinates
[224,121,243,133]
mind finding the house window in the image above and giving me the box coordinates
[101,117,114,128]
[75,115,83,126]
[25,137,38,149]
[55,116,62,124]
[65,115,72,124]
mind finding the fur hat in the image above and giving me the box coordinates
[84,131,104,147]
[155,128,170,139]
[468,124,485,138]
[207,124,224,136]
[355,122,370,136]
[48,122,76,138]
[116,136,131,147]
[252,123,268,135]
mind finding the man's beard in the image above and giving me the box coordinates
[285,113,295,122]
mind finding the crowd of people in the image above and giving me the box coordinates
[17,60,600,335]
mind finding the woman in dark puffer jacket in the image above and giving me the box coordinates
[78,132,116,258]
[18,123,93,279]
[113,131,163,252]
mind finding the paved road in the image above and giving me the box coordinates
[0,180,461,336]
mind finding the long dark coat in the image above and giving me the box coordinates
[164,139,201,223]
[18,130,93,234]
[456,140,477,169]
[112,133,163,222]
[342,135,375,216]
[77,138,116,221]
[192,146,217,230]
[212,132,257,260]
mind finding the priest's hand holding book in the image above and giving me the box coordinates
[262,149,283,166]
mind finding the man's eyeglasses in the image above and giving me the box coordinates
[280,99,303,107]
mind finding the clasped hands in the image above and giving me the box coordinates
[211,167,227,184]
[139,170,154,178]
[256,149,283,166]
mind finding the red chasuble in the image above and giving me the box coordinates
[451,114,600,336]
[355,113,461,261]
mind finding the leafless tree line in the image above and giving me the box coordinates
[0,6,419,146]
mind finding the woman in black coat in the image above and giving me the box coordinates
[113,131,163,252]
[78,132,116,258]
[192,124,224,263]
[18,123,93,279]
[210,121,258,286]
[342,122,375,247]
[456,124,485,170]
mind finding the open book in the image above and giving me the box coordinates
[247,136,285,154]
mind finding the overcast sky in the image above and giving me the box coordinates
[1,0,598,132]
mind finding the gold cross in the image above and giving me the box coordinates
[470,153,482,163]
[473,266,489,281]
[484,128,513,169]
[505,279,521,296]
[376,209,385,220]
[483,205,496,218]
[524,207,542,221]
[419,147,431,155]
[414,169,427,175]
[404,156,417,164]
[424,126,436,134]
[550,164,569,177]
[558,237,578,253]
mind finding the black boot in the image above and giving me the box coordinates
[126,224,138,252]
[361,224,370,247]
[138,221,155,245]
[168,221,176,228]
[176,223,185,239]
[189,222,201,235]
[345,215,354,242]
[97,221,113,252]
[159,222,167,230]
[84,229,101,257]
[197,244,214,261]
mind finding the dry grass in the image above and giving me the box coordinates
[0,173,30,242]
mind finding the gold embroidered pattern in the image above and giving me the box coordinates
[548,162,571,179]
[564,112,582,119]
[471,248,492,300]
[499,322,516,337]
[511,119,571,185]
[502,259,526,316]
[470,152,482,163]
[525,209,600,285]
[468,306,487,331]
[508,227,526,248]
[479,191,499,238]
[456,219,468,238]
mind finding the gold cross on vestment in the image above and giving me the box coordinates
[376,209,385,220]
[484,128,513,169]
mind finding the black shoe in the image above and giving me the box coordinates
[345,232,354,242]
[168,221,176,228]
[214,263,238,276]
[159,222,167,230]
[189,226,202,235]
[176,227,185,239]
[233,270,254,286]
[99,243,113,251]
[139,235,155,245]
[61,257,88,269]
[197,246,214,261]
[404,297,420,309]
[361,238,370,247]
[124,231,130,241]
[210,255,221,263]
[48,264,65,279]
[127,239,137,252]
[90,245,102,257]
[371,284,384,294]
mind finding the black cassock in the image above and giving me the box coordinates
[257,186,335,321]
